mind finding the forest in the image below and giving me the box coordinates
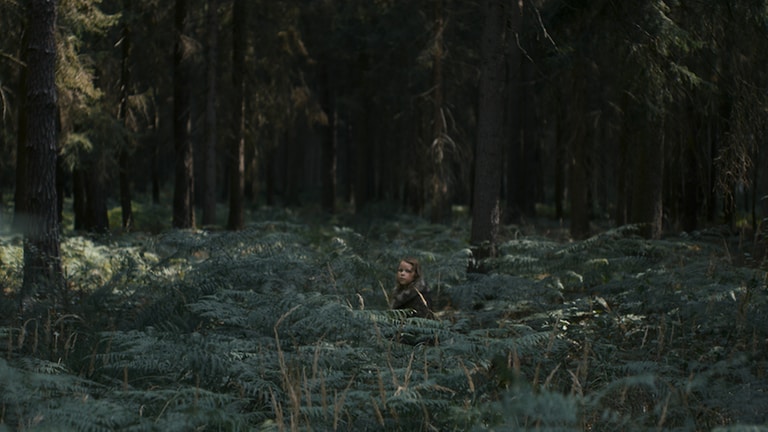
[1,0,768,430]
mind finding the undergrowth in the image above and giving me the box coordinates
[0,210,767,431]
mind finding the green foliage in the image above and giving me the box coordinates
[1,212,767,430]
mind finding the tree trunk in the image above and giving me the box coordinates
[706,124,717,223]
[202,0,219,226]
[569,134,590,239]
[55,153,66,228]
[614,92,632,227]
[429,0,449,223]
[245,143,258,201]
[506,3,540,223]
[72,167,108,233]
[118,0,133,230]
[118,151,132,229]
[320,65,337,214]
[469,0,505,266]
[568,59,590,239]
[718,98,735,228]
[72,169,87,231]
[13,28,29,232]
[630,124,665,239]
[22,0,64,303]
[352,56,372,211]
[504,0,524,222]
[682,105,698,232]
[172,0,195,229]
[750,144,759,230]
[227,0,245,230]
[151,119,161,205]
[553,110,565,220]
[520,56,538,216]
[265,138,277,206]
[85,169,109,232]
[352,115,371,210]
[284,117,305,207]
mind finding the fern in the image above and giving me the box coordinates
[452,384,581,432]
[3,211,768,430]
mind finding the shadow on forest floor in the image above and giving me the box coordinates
[0,210,767,430]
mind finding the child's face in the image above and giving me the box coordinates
[396,260,416,286]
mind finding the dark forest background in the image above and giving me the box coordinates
[2,0,767,241]
[3,2,768,430]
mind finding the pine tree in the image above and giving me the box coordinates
[470,0,506,265]
[22,0,64,305]
[172,0,195,229]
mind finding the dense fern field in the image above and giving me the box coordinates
[1,210,767,431]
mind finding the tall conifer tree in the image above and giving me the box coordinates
[173,0,195,229]
[22,0,64,303]
[470,0,505,265]
[202,0,219,226]
[227,0,246,230]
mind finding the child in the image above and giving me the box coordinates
[389,257,434,319]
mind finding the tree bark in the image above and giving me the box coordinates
[569,134,590,239]
[227,0,245,230]
[718,98,735,228]
[22,0,64,303]
[265,138,277,206]
[55,153,66,228]
[151,109,161,205]
[202,0,219,226]
[118,151,132,229]
[283,117,305,207]
[72,167,108,233]
[568,58,590,240]
[172,0,195,229]
[553,108,565,221]
[72,168,86,231]
[320,65,337,214]
[469,0,505,266]
[519,54,538,217]
[85,169,109,232]
[682,105,698,232]
[352,56,372,211]
[429,0,449,223]
[614,92,631,227]
[504,0,525,222]
[118,0,133,230]
[630,123,665,239]
[13,28,29,232]
[245,142,258,201]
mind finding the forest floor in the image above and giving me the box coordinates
[1,207,767,431]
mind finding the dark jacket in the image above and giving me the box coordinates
[389,278,434,319]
